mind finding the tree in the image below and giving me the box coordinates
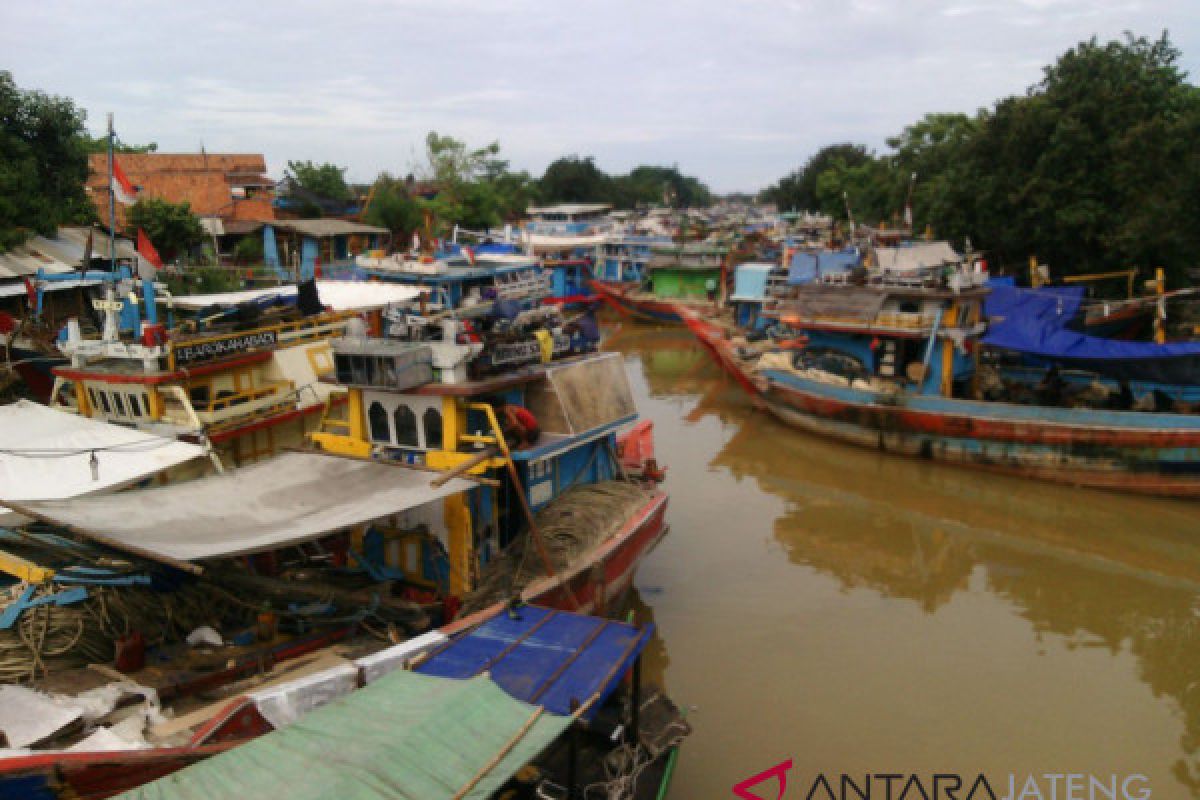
[127,197,204,262]
[282,160,351,217]
[415,132,537,232]
[761,144,871,211]
[362,172,423,239]
[963,32,1199,279]
[0,71,94,251]
[80,134,157,154]
[538,156,613,204]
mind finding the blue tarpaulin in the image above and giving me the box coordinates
[787,249,860,285]
[983,284,1200,383]
[417,606,651,719]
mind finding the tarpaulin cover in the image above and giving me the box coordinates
[780,284,888,324]
[5,452,477,562]
[118,671,570,800]
[169,281,421,314]
[873,242,960,272]
[417,605,652,720]
[787,249,860,285]
[984,284,1200,382]
[731,263,774,302]
[0,400,203,502]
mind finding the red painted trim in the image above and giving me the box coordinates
[54,351,273,385]
[767,380,1200,449]
[201,401,327,444]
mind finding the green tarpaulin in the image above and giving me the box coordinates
[118,671,571,800]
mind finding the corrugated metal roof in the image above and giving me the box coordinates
[0,227,149,279]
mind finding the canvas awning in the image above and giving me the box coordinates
[781,285,889,323]
[118,670,570,800]
[3,452,477,564]
[418,605,651,720]
[872,242,961,272]
[0,401,204,503]
[169,281,422,314]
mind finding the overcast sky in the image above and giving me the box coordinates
[4,1,1198,193]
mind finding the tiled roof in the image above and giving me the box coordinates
[87,153,276,226]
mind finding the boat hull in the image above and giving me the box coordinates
[8,345,64,403]
[589,280,684,324]
[681,311,767,403]
[449,489,670,629]
[682,310,1200,497]
[762,369,1200,497]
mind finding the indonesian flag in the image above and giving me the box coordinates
[111,158,136,205]
[137,228,163,269]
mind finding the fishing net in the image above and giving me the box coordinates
[462,481,653,613]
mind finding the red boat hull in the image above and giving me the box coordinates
[588,280,685,324]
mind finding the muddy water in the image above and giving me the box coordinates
[603,321,1200,799]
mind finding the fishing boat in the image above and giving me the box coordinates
[43,273,421,467]
[309,302,669,615]
[684,241,1200,498]
[0,605,688,799]
[357,244,551,311]
[590,242,729,324]
[520,204,613,307]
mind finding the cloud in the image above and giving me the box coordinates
[5,0,1198,192]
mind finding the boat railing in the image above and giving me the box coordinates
[197,381,294,416]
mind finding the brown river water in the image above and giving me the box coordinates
[601,319,1200,800]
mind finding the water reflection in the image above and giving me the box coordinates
[605,318,1200,798]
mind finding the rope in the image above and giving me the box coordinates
[0,582,254,683]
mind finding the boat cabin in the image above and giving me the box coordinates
[645,243,728,300]
[312,344,638,599]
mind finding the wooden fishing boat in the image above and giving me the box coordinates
[44,275,422,467]
[684,244,1200,498]
[590,241,730,325]
[0,607,688,800]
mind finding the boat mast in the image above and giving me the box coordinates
[107,112,116,274]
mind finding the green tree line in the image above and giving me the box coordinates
[761,32,1200,285]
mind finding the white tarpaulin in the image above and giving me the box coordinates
[169,281,422,314]
[873,242,961,272]
[4,452,477,562]
[0,401,204,502]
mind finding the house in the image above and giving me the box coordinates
[86,152,277,232]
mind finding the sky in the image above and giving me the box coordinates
[4,0,1199,194]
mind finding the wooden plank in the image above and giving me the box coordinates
[0,547,55,582]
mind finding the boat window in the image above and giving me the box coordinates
[423,407,443,449]
[98,391,111,415]
[128,394,141,417]
[113,393,126,417]
[88,387,99,411]
[393,405,418,447]
[368,401,390,443]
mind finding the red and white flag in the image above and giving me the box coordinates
[137,228,163,269]
[111,158,136,205]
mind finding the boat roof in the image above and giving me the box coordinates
[120,669,570,800]
[170,281,422,313]
[3,452,478,566]
[417,605,652,720]
[0,400,204,503]
[364,262,538,283]
[527,203,611,216]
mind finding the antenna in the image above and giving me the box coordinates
[904,172,917,230]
